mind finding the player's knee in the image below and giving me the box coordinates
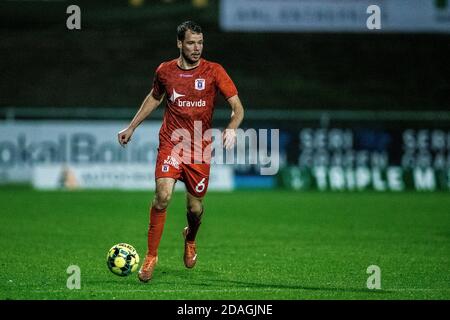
[187,202,203,216]
[154,191,172,210]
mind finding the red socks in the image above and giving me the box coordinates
[147,206,167,257]
[146,206,203,255]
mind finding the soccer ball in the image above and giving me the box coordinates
[106,243,140,276]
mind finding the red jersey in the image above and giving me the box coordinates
[151,58,238,163]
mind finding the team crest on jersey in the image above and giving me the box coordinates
[163,156,180,169]
[195,78,205,91]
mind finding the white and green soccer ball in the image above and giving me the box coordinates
[106,243,140,276]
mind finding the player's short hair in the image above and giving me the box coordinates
[177,21,202,41]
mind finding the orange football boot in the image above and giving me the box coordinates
[182,227,197,268]
[138,255,158,282]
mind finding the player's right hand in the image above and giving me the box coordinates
[118,127,134,147]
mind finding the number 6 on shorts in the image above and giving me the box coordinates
[195,178,206,193]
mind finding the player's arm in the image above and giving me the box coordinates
[223,94,245,150]
[117,90,165,147]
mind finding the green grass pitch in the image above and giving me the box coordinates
[0,187,449,300]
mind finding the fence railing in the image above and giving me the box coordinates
[1,107,449,122]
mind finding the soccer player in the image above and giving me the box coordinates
[117,21,244,282]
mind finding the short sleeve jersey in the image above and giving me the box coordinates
[151,58,238,160]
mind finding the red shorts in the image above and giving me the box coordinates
[155,148,210,198]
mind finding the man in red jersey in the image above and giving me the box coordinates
[117,21,244,282]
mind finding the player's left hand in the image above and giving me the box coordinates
[222,128,236,150]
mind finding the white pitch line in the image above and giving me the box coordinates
[386,288,450,292]
[31,288,292,294]
[29,288,450,294]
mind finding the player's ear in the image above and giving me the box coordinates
[177,39,182,49]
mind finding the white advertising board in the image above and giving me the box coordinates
[0,121,160,183]
[32,164,234,191]
[220,0,450,33]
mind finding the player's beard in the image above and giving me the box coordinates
[181,49,201,66]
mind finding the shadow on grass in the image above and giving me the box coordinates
[152,267,389,295]
[202,279,388,295]
[89,266,391,296]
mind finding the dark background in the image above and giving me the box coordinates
[1,0,449,111]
